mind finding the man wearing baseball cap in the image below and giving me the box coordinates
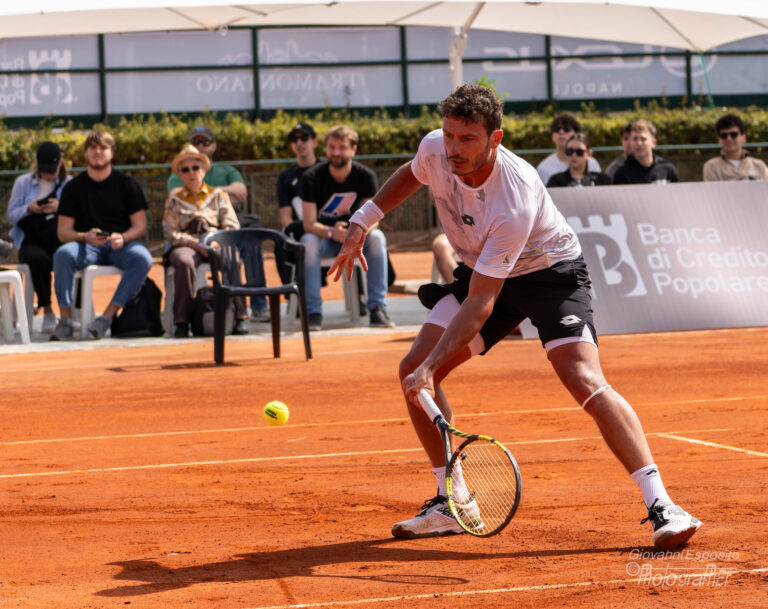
[167,126,247,210]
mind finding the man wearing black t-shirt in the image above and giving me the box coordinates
[277,122,320,235]
[51,130,153,340]
[613,120,679,185]
[275,123,321,284]
[300,124,394,330]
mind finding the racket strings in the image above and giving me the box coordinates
[449,440,520,535]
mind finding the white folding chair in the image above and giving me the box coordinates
[13,263,35,328]
[73,265,123,339]
[0,270,31,344]
[286,257,366,323]
[162,263,211,336]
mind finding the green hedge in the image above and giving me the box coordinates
[2,102,768,172]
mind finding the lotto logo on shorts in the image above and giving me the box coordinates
[567,213,647,299]
[560,315,581,326]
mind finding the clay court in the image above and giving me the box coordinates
[1,252,766,608]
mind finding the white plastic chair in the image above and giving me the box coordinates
[0,270,31,344]
[162,263,211,336]
[14,263,35,327]
[73,265,123,339]
[286,257,366,323]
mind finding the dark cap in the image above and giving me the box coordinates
[189,125,215,143]
[288,122,316,139]
[36,141,61,174]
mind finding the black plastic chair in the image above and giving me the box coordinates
[207,228,311,365]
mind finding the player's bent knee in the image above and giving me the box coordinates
[580,384,612,409]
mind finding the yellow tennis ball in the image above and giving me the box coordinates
[263,401,290,426]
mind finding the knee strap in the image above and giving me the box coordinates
[581,384,611,409]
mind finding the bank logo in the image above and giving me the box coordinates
[568,213,647,298]
[29,49,73,105]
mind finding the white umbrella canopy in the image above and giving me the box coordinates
[3,1,768,52]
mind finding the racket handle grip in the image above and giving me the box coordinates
[417,389,442,423]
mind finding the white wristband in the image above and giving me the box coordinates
[349,200,384,232]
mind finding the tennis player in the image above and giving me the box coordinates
[328,84,700,550]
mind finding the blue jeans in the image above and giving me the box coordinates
[301,228,388,316]
[53,241,153,309]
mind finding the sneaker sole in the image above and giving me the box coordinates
[391,524,464,539]
[653,521,702,550]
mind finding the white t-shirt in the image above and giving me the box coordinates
[411,130,581,279]
[537,152,601,185]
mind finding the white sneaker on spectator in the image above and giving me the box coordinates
[50,318,74,341]
[88,315,111,339]
[41,311,58,334]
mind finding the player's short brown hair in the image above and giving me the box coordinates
[324,125,358,147]
[84,130,116,151]
[437,84,503,135]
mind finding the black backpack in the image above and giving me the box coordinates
[110,278,164,338]
[190,286,234,336]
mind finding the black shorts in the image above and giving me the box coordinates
[417,256,596,353]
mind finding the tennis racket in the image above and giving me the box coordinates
[417,389,522,537]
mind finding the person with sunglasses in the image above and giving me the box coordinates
[703,114,768,182]
[167,126,247,210]
[163,144,248,338]
[536,114,602,185]
[276,123,321,241]
[168,126,268,322]
[547,133,611,188]
[613,120,679,185]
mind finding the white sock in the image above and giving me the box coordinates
[432,466,446,497]
[450,461,470,502]
[631,463,673,509]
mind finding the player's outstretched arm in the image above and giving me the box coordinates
[328,161,422,282]
[403,271,505,403]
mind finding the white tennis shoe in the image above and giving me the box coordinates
[642,499,702,550]
[392,495,463,539]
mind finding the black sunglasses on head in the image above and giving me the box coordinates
[180,165,203,173]
[289,134,311,143]
[565,148,587,157]
[718,130,741,140]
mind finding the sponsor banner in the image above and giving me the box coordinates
[0,36,100,116]
[521,181,768,338]
[2,28,768,116]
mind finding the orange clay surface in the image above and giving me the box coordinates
[1,251,767,608]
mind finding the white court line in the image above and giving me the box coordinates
[242,568,768,609]
[657,434,768,458]
[638,395,767,406]
[0,408,582,447]
[4,390,762,447]
[0,347,407,375]
[0,428,732,480]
